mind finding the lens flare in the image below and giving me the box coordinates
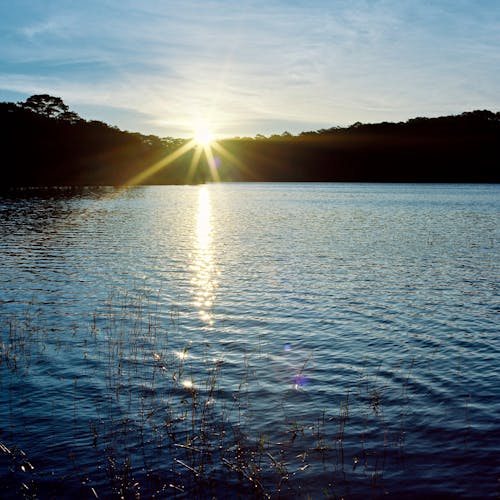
[121,117,250,186]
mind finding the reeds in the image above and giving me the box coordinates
[0,291,428,498]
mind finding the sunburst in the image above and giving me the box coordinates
[193,123,215,147]
[122,120,249,186]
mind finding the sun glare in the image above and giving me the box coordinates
[123,115,249,186]
[194,124,215,147]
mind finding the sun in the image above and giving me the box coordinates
[123,115,248,185]
[193,123,215,147]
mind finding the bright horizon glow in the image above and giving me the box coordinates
[122,121,244,185]
[193,123,215,147]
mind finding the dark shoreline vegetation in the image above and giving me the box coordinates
[1,94,499,186]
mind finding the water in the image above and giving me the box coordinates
[0,183,498,498]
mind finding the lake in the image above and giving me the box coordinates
[0,183,498,498]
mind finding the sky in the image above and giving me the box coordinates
[0,0,499,138]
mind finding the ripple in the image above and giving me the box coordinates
[0,184,498,497]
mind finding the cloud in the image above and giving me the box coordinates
[20,19,60,39]
[0,0,499,136]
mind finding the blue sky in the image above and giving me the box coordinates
[0,0,499,137]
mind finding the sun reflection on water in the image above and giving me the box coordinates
[190,186,218,326]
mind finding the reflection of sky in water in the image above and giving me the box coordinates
[190,187,218,326]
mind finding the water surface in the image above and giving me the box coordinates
[0,183,498,498]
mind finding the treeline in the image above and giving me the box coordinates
[219,111,500,182]
[1,94,499,185]
[0,95,201,186]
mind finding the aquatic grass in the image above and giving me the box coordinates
[0,296,293,496]
[0,290,480,498]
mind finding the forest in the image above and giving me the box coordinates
[1,94,499,186]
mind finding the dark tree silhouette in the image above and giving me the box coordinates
[0,94,498,186]
[18,94,80,121]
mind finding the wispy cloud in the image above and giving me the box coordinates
[0,0,499,136]
[20,18,65,39]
